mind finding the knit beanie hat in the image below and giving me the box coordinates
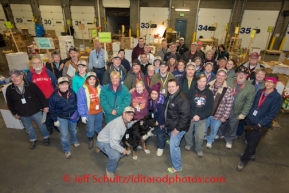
[150,82,161,96]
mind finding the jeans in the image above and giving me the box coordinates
[241,117,266,164]
[236,119,245,137]
[167,129,186,170]
[155,125,167,149]
[20,111,49,141]
[185,119,206,153]
[86,112,103,138]
[97,141,123,173]
[57,117,78,153]
[93,68,105,86]
[205,116,222,144]
[218,109,239,143]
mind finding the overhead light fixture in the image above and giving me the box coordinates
[175,8,190,12]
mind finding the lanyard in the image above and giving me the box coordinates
[207,74,212,82]
[160,74,169,86]
[58,90,70,99]
[232,80,245,95]
[162,48,167,55]
[190,52,196,59]
[92,87,99,103]
[114,68,123,79]
[188,78,193,89]
[146,76,151,86]
[257,90,270,109]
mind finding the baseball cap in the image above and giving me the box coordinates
[113,54,122,59]
[154,56,162,62]
[132,59,141,66]
[179,37,184,40]
[197,42,203,46]
[176,40,179,43]
[58,77,69,84]
[218,56,228,61]
[77,60,87,66]
[186,62,196,68]
[86,72,97,78]
[235,66,249,74]
[9,69,23,76]
[249,52,259,59]
[205,62,214,67]
[160,61,168,66]
[68,47,78,53]
[124,106,135,114]
[217,68,227,74]
[191,42,197,45]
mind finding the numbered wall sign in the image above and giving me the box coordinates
[198,25,209,31]
[239,27,252,34]
[16,18,23,23]
[75,20,82,26]
[44,19,52,25]
[140,22,149,28]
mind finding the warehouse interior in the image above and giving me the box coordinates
[0,0,289,192]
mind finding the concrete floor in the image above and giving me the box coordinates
[0,42,289,192]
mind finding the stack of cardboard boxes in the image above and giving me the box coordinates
[45,30,59,49]
[3,28,32,52]
[121,37,134,49]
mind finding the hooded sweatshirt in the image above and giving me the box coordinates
[30,67,55,99]
[189,84,214,120]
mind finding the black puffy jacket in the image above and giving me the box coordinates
[165,89,191,132]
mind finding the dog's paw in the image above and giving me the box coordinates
[127,150,131,155]
[133,156,138,160]
[147,131,153,137]
[144,149,150,154]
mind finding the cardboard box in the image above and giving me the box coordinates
[284,58,289,65]
[21,27,29,35]
[277,73,289,88]
[0,105,24,129]
[5,52,30,70]
[46,30,57,38]
[13,34,24,41]
[15,40,28,48]
[53,39,59,49]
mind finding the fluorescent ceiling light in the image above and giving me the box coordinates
[175,8,190,12]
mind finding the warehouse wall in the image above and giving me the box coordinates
[1,0,289,48]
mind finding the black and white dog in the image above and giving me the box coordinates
[122,114,158,160]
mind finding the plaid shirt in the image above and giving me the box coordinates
[208,80,234,120]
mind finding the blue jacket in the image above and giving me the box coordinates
[100,83,131,123]
[26,68,57,89]
[247,89,282,128]
[77,84,102,118]
[49,88,78,122]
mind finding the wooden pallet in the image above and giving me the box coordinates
[265,50,282,55]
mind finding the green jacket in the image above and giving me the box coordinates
[123,71,145,90]
[150,72,175,97]
[227,78,255,116]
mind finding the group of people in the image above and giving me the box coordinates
[5,37,282,179]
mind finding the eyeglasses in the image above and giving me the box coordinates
[32,62,42,65]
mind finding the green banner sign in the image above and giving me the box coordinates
[34,37,55,49]
[5,22,12,29]
[98,32,111,43]
[91,29,97,38]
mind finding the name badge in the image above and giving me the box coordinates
[253,110,258,116]
[121,81,124,84]
[126,134,129,139]
[136,106,140,112]
[95,105,99,110]
[95,60,99,64]
[21,98,26,104]
[197,100,201,106]
[162,89,166,94]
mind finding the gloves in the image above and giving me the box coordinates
[81,117,88,124]
[253,124,261,131]
[54,121,60,127]
[237,114,246,120]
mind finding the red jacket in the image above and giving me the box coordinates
[132,44,144,61]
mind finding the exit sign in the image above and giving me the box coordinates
[180,13,185,17]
